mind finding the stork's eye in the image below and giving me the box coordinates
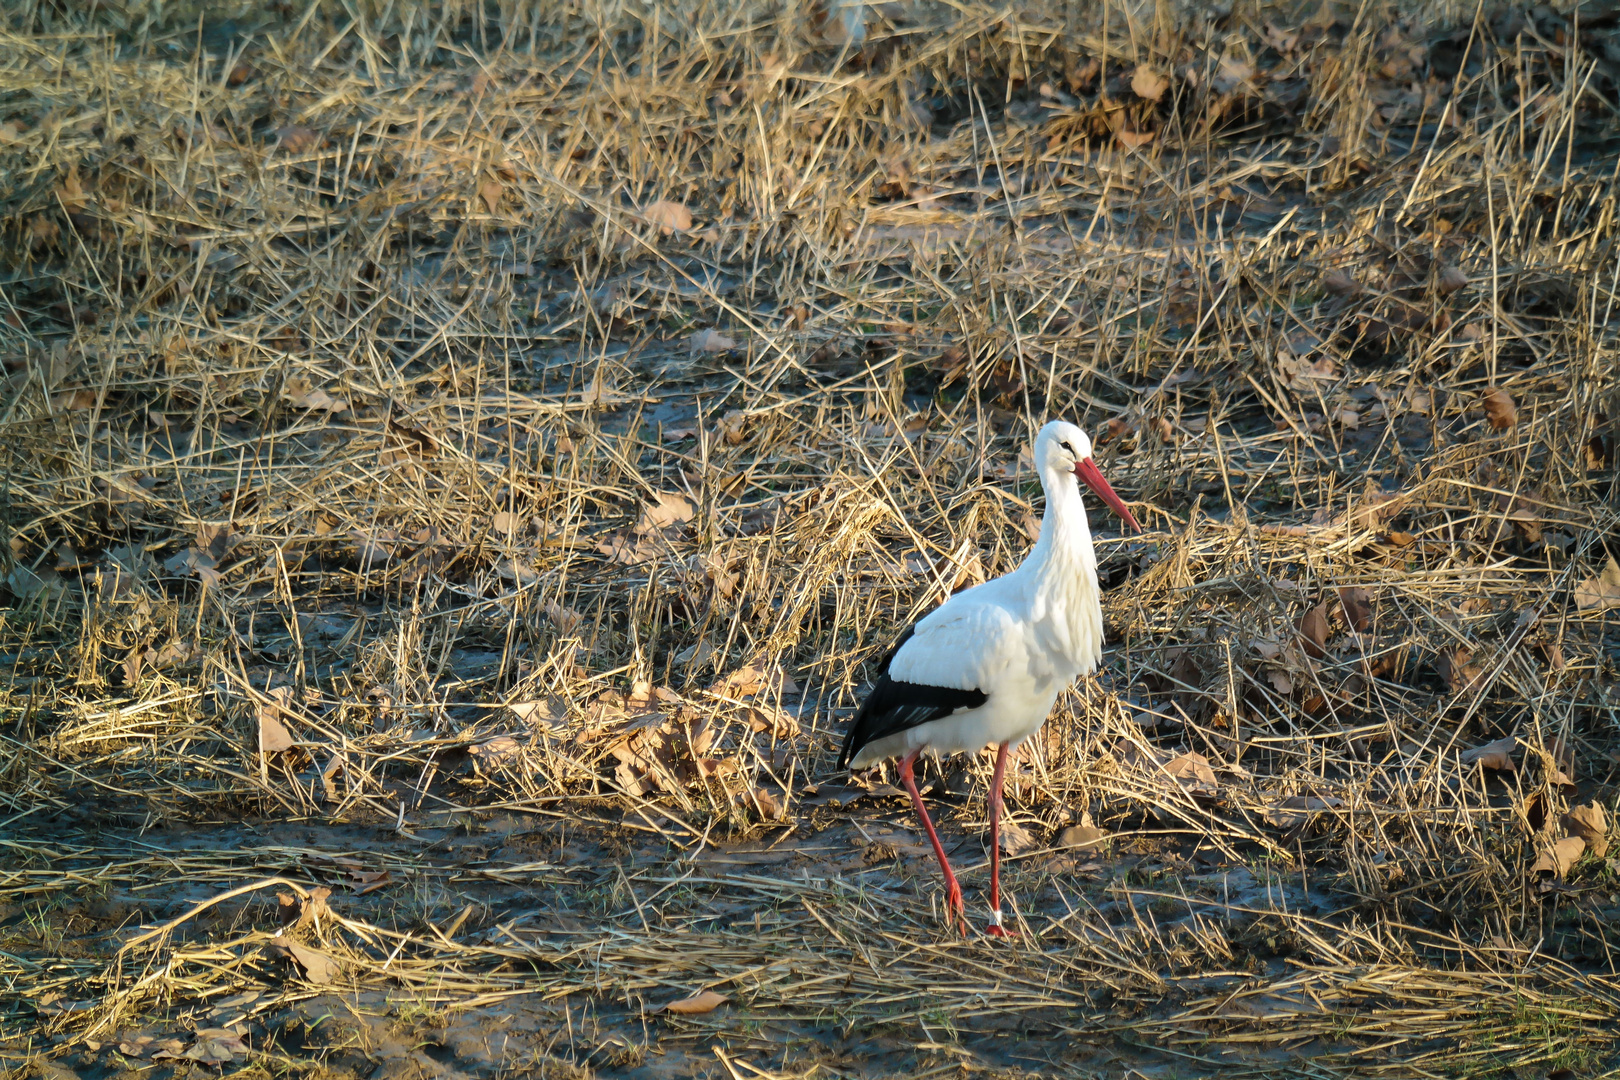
[1059,440,1075,455]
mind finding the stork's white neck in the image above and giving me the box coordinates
[1018,461,1102,671]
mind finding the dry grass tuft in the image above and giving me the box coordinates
[2,0,1619,1076]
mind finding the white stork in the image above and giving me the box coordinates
[840,420,1143,935]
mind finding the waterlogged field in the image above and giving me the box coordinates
[2,1,1619,1077]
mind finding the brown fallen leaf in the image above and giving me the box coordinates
[1574,557,1620,611]
[717,409,748,445]
[277,125,320,153]
[478,178,503,214]
[468,735,523,768]
[1530,835,1585,877]
[268,936,340,984]
[1131,64,1169,102]
[54,389,98,411]
[660,989,728,1014]
[1337,586,1372,632]
[1115,128,1155,150]
[277,885,332,931]
[643,199,693,234]
[1547,736,1577,787]
[1057,813,1105,851]
[999,819,1037,855]
[510,695,569,730]
[1162,752,1218,795]
[1214,55,1255,93]
[282,375,347,412]
[173,1030,249,1064]
[717,663,800,699]
[1460,736,1516,772]
[1322,270,1360,296]
[1263,794,1344,829]
[637,492,695,534]
[1562,802,1609,858]
[1482,387,1516,430]
[1297,602,1330,659]
[752,786,785,820]
[347,868,393,895]
[689,328,737,353]
[1436,645,1485,696]
[542,599,583,635]
[258,690,296,758]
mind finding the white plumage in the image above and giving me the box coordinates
[840,420,1142,934]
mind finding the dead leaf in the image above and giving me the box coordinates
[53,389,98,411]
[1322,270,1360,296]
[510,695,569,730]
[1214,54,1255,93]
[1263,794,1344,829]
[1297,602,1330,659]
[752,786,785,820]
[1530,835,1585,876]
[1563,802,1609,858]
[690,328,737,353]
[1460,736,1516,772]
[1436,645,1486,696]
[491,510,523,535]
[675,640,718,670]
[1278,352,1338,388]
[1338,586,1372,632]
[1131,64,1169,102]
[660,989,728,1014]
[276,125,320,153]
[999,819,1037,855]
[468,735,523,768]
[478,178,503,214]
[268,936,340,984]
[145,1038,192,1060]
[182,1031,249,1064]
[745,704,801,739]
[258,691,296,758]
[1574,557,1620,610]
[717,663,799,699]
[347,868,393,895]
[1482,387,1517,430]
[1548,736,1577,786]
[1115,128,1155,149]
[279,376,346,411]
[542,599,583,635]
[637,492,695,534]
[717,409,748,445]
[1058,814,1105,851]
[644,199,693,234]
[1161,752,1218,796]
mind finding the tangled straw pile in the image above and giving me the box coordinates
[2,0,1619,1075]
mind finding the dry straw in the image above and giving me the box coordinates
[1,0,1618,1074]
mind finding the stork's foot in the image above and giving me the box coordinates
[945,882,966,932]
[984,910,1016,938]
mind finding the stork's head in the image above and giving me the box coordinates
[1036,420,1143,533]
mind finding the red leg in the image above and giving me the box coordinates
[897,751,965,932]
[986,742,1016,938]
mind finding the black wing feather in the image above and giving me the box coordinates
[839,624,989,768]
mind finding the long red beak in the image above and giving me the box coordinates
[1075,458,1142,533]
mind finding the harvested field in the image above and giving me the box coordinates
[2,0,1620,1077]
